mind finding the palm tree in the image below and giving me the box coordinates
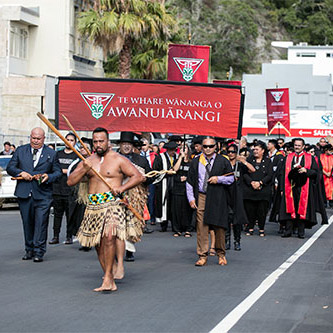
[78,0,177,78]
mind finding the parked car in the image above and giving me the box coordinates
[0,155,17,208]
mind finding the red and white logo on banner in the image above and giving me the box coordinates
[80,93,115,120]
[173,57,204,82]
[271,91,284,102]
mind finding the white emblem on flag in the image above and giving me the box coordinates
[271,91,284,102]
[80,93,115,120]
[173,57,204,82]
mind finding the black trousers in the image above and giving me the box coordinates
[172,194,192,233]
[18,196,52,258]
[226,212,241,242]
[52,195,71,237]
[285,219,305,237]
[244,200,269,230]
[147,184,156,222]
[159,194,173,231]
[68,200,86,237]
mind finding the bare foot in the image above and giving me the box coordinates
[114,263,125,280]
[94,278,117,292]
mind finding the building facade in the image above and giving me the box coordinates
[272,42,333,82]
[242,43,333,142]
[0,0,104,146]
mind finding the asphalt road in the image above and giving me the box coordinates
[0,206,332,333]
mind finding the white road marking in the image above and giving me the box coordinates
[210,215,333,333]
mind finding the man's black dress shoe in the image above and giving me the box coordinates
[143,226,154,234]
[281,233,292,238]
[234,242,241,251]
[65,237,73,244]
[22,252,33,260]
[49,237,59,244]
[79,246,91,252]
[298,235,305,239]
[33,257,43,263]
[124,250,135,262]
[278,227,285,234]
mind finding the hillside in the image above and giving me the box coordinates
[167,0,333,79]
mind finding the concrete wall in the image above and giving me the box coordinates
[1,76,47,140]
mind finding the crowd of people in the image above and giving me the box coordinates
[0,141,16,155]
[3,127,333,291]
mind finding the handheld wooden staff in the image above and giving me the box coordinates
[62,115,91,156]
[36,112,143,221]
[144,170,176,178]
[220,172,235,177]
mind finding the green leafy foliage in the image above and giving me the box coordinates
[278,0,333,45]
[80,0,333,79]
[78,0,179,78]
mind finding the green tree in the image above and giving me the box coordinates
[278,0,333,44]
[185,0,258,78]
[78,0,177,78]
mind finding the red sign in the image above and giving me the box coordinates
[266,88,290,133]
[242,127,333,138]
[213,80,242,86]
[57,78,244,138]
[167,44,210,83]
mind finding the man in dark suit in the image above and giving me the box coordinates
[7,127,62,262]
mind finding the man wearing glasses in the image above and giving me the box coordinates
[186,137,234,266]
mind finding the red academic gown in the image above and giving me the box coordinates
[320,153,333,200]
[279,152,318,228]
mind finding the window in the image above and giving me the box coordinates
[314,92,327,110]
[10,25,28,59]
[296,92,309,109]
[326,53,333,58]
[296,52,316,57]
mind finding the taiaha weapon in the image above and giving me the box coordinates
[12,170,233,181]
[219,171,235,177]
[36,112,143,221]
[144,170,176,178]
[62,115,92,157]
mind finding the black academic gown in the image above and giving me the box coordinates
[123,153,153,185]
[227,162,248,225]
[269,155,285,223]
[187,154,233,229]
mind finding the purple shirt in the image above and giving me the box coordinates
[186,153,234,203]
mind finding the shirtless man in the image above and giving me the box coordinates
[68,127,144,292]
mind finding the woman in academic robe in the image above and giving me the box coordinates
[171,144,193,237]
[243,141,273,237]
[225,144,254,250]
